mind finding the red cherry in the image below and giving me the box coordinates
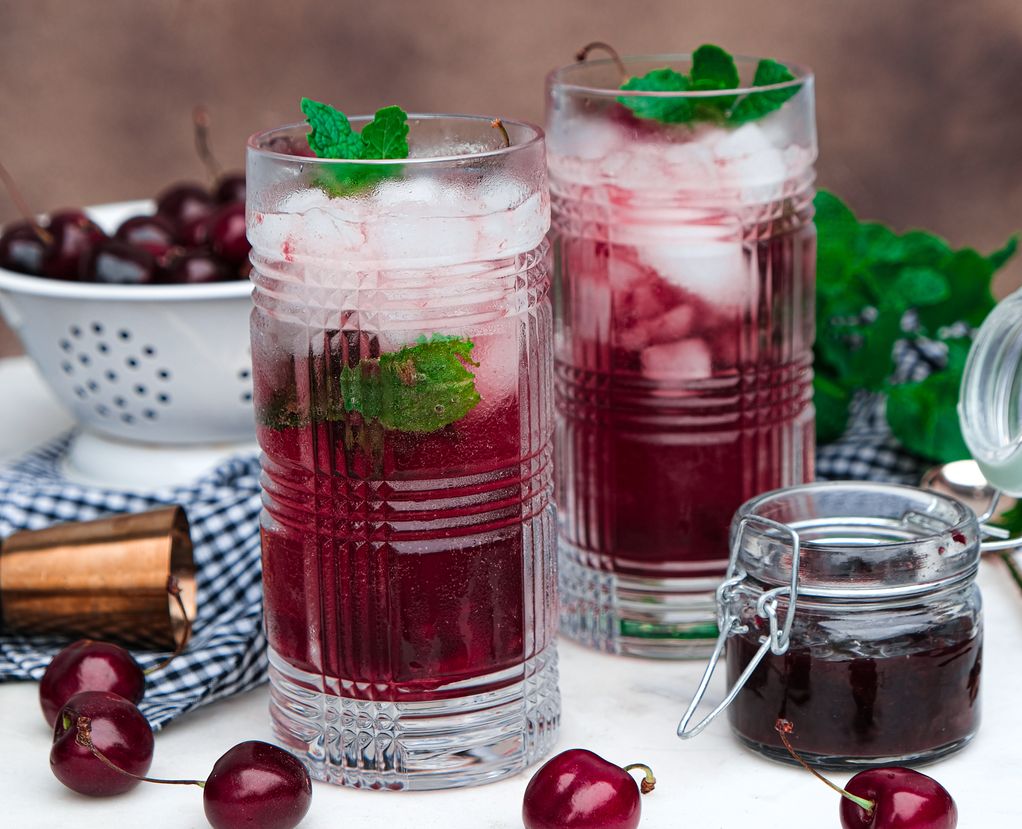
[208,202,250,266]
[43,210,106,280]
[49,691,154,797]
[80,239,159,285]
[163,249,230,284]
[840,767,958,829]
[39,639,145,727]
[0,220,49,274]
[523,749,654,829]
[156,182,215,230]
[115,215,177,259]
[214,172,246,204]
[203,741,312,829]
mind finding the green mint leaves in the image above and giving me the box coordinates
[814,189,1018,462]
[300,98,409,194]
[340,334,481,433]
[617,44,799,126]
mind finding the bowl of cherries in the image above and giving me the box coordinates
[0,172,256,447]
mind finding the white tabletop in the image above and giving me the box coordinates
[1,355,1020,828]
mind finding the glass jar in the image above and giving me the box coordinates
[546,54,817,658]
[246,116,559,790]
[679,481,982,769]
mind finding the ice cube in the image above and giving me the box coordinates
[709,123,787,203]
[640,338,712,381]
[633,231,749,309]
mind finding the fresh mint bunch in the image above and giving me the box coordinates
[300,98,409,194]
[617,44,800,125]
[814,189,1018,461]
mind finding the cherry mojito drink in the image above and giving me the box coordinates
[547,48,817,656]
[247,106,558,789]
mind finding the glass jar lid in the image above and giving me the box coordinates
[735,481,980,600]
[959,289,1022,495]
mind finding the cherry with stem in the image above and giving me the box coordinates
[0,159,52,245]
[490,118,511,148]
[145,574,194,675]
[575,41,627,80]
[193,105,223,183]
[775,719,874,815]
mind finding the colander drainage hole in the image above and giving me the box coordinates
[114,396,127,408]
[142,345,156,357]
[157,369,171,381]
[78,354,91,366]
[143,409,157,420]
[121,413,135,424]
[134,384,147,396]
[156,393,171,405]
[118,330,131,341]
[60,339,72,352]
[96,342,109,354]
[70,326,81,338]
[96,405,110,417]
[87,381,99,392]
[241,391,253,403]
[74,386,86,399]
[61,362,73,375]
[106,370,118,382]
[238,368,251,380]
[126,357,139,369]
[91,322,103,335]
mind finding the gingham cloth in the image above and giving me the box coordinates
[0,435,265,730]
[0,341,942,729]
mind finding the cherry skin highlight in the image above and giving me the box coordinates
[40,639,145,727]
[840,767,957,829]
[203,740,313,829]
[43,210,106,279]
[49,691,154,797]
[156,182,215,230]
[208,202,250,266]
[523,749,652,829]
[0,220,49,275]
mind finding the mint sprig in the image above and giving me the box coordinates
[340,334,481,433]
[617,44,799,126]
[814,189,1018,461]
[300,98,409,194]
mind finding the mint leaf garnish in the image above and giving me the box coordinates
[618,68,692,123]
[340,334,481,433]
[617,44,800,126]
[301,99,410,195]
[814,189,1018,461]
[300,98,364,159]
[360,105,410,160]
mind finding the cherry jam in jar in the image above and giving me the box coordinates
[722,482,982,769]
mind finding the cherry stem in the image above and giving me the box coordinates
[192,105,222,182]
[0,159,52,245]
[575,41,627,80]
[622,762,656,795]
[490,118,511,148]
[774,720,873,814]
[74,716,205,788]
[145,575,193,676]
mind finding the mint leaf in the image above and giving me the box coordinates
[360,106,410,160]
[618,68,693,123]
[891,267,950,308]
[690,44,740,89]
[301,97,364,159]
[813,374,851,444]
[340,334,481,433]
[727,58,800,124]
[988,234,1019,270]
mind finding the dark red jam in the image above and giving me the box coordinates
[725,621,982,768]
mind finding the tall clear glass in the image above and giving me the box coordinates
[246,116,559,790]
[547,55,817,657]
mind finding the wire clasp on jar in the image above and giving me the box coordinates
[676,514,802,740]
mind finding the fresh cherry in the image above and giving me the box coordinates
[841,768,958,829]
[42,210,106,280]
[39,639,145,727]
[214,172,246,204]
[178,215,210,247]
[207,202,250,266]
[50,691,154,797]
[115,215,178,259]
[163,249,230,284]
[80,239,159,285]
[523,749,655,829]
[156,182,215,230]
[203,741,313,829]
[773,720,958,829]
[0,220,49,274]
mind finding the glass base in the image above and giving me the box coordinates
[734,733,976,770]
[558,543,722,658]
[267,646,560,790]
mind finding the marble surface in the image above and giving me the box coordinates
[1,355,1021,827]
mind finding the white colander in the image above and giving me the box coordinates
[0,201,255,448]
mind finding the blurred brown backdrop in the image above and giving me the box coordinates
[2,0,1022,355]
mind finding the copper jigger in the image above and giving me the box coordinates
[0,506,197,650]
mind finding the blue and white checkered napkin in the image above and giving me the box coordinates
[0,341,941,729]
[0,434,266,730]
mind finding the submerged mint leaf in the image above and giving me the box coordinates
[340,334,481,433]
[360,106,410,160]
[618,67,693,122]
[301,97,364,159]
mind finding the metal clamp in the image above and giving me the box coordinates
[977,489,1022,552]
[677,515,802,740]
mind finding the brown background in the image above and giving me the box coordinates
[2,0,1022,355]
